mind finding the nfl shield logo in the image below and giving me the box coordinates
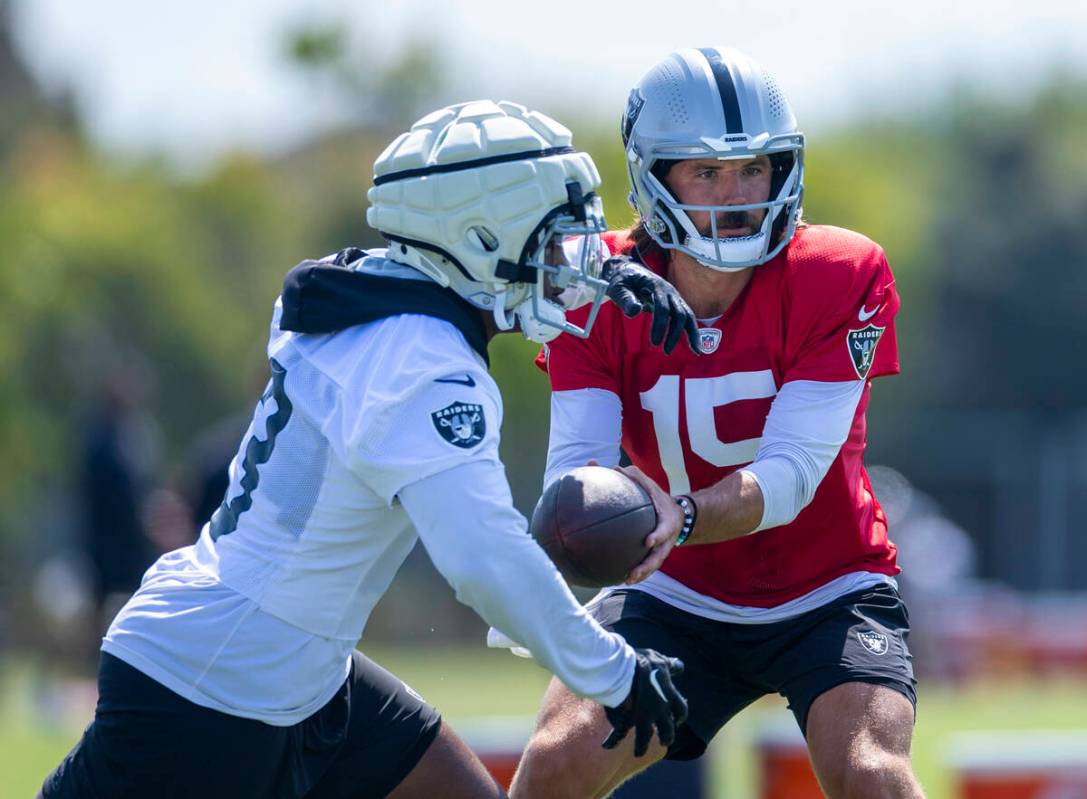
[846,324,885,379]
[431,402,486,449]
[857,629,889,655]
[699,328,722,354]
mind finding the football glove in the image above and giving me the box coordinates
[602,648,688,757]
[602,256,700,355]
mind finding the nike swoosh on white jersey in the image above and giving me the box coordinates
[858,303,880,322]
[434,374,476,387]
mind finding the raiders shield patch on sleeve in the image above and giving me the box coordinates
[846,324,885,379]
[431,402,486,449]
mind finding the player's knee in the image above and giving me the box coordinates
[511,723,610,798]
[828,750,918,799]
[512,732,579,794]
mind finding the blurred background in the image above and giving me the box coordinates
[2,0,1086,796]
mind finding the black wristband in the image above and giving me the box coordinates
[674,495,697,546]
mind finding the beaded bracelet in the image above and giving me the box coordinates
[674,494,697,546]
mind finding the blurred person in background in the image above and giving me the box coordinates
[511,48,924,799]
[78,366,159,634]
[181,411,251,532]
[180,363,273,536]
[41,100,693,799]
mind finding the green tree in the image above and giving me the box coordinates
[926,80,1087,412]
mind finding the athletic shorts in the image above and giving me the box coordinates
[40,650,442,799]
[592,583,916,760]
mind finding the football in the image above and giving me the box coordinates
[530,466,658,588]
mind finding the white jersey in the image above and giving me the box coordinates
[104,253,635,725]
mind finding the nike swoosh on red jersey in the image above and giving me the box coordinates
[858,303,881,322]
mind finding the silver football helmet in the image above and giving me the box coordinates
[623,47,804,271]
[367,100,609,343]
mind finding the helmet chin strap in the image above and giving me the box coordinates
[516,297,565,344]
[686,232,767,270]
[681,194,788,271]
[492,291,564,343]
[492,291,516,331]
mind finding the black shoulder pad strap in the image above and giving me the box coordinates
[280,262,490,366]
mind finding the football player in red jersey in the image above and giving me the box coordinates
[510,48,925,798]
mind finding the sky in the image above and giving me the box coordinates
[11,0,1086,169]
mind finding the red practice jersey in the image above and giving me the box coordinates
[537,225,902,607]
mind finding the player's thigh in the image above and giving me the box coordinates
[386,721,506,799]
[304,651,444,799]
[807,681,916,761]
[773,583,916,735]
[805,682,919,796]
[511,676,668,799]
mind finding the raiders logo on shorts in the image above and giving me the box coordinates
[857,629,889,655]
[431,402,486,449]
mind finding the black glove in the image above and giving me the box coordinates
[602,256,700,355]
[602,648,688,757]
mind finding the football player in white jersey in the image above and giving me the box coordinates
[40,101,694,799]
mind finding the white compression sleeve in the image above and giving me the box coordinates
[741,379,866,531]
[544,389,623,489]
[399,459,635,707]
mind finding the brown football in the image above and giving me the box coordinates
[530,466,658,588]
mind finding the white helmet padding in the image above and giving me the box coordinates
[367,101,608,343]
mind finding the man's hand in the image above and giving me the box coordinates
[618,464,685,584]
[602,648,688,757]
[603,256,700,355]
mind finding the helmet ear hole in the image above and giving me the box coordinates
[650,159,678,185]
[768,152,795,197]
[467,225,500,253]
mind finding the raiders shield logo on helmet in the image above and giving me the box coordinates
[857,629,889,655]
[431,402,486,449]
[699,328,722,354]
[621,89,645,146]
[846,324,885,379]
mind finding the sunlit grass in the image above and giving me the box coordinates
[5,648,1087,799]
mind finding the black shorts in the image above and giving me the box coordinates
[592,583,916,760]
[40,650,442,799]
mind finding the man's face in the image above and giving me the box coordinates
[665,156,773,237]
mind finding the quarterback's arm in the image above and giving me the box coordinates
[543,388,624,489]
[690,378,865,542]
[399,459,635,707]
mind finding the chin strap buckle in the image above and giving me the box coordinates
[495,259,538,283]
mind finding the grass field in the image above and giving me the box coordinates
[5,646,1087,798]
